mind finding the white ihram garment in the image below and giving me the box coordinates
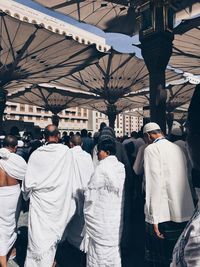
[82,155,125,267]
[0,148,27,256]
[66,146,94,249]
[144,138,194,224]
[22,144,77,267]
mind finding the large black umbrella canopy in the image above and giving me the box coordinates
[33,0,200,35]
[53,50,181,100]
[83,89,149,114]
[52,50,150,127]
[0,11,106,133]
[71,89,149,129]
[33,0,136,35]
[0,12,104,89]
[166,81,196,112]
[131,106,188,127]
[135,81,196,113]
[7,84,101,126]
[169,16,200,75]
[54,51,149,95]
[52,50,181,128]
[130,80,196,131]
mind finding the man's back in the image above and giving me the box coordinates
[71,145,94,188]
[66,145,94,249]
[23,143,77,260]
[23,143,76,217]
[144,139,194,224]
[0,168,19,187]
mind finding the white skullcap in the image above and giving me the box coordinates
[17,140,24,147]
[143,122,161,134]
[171,127,182,136]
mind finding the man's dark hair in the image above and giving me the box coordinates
[81,129,88,137]
[71,135,82,146]
[97,139,116,156]
[44,125,59,139]
[3,135,18,148]
[99,122,107,132]
[131,131,138,138]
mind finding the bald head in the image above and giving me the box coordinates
[3,135,18,150]
[44,124,60,142]
[70,135,82,147]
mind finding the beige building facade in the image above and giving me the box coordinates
[5,102,143,136]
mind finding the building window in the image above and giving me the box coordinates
[20,104,25,112]
[19,116,24,121]
[37,108,42,113]
[29,106,33,112]
[28,116,32,121]
[36,117,40,121]
[10,105,17,111]
[77,108,81,116]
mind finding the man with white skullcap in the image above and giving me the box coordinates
[143,122,194,267]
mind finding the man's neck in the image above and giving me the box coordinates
[5,147,15,153]
[153,135,165,142]
[46,137,58,144]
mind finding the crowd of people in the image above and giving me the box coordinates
[0,85,200,267]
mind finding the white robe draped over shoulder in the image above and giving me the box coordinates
[0,148,27,256]
[83,155,125,267]
[66,146,94,249]
[22,144,77,267]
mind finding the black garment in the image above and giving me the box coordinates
[115,141,145,267]
[124,141,136,166]
[56,240,86,267]
[81,137,94,154]
[145,221,187,267]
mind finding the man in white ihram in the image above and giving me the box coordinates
[143,122,194,266]
[66,134,94,249]
[0,135,27,267]
[22,125,78,267]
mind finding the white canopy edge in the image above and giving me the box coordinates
[0,0,111,52]
[6,82,98,97]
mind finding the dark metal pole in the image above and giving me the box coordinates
[51,114,60,127]
[107,104,117,129]
[138,2,174,133]
[140,32,173,133]
[108,112,116,129]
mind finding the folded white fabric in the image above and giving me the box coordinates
[0,148,27,181]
